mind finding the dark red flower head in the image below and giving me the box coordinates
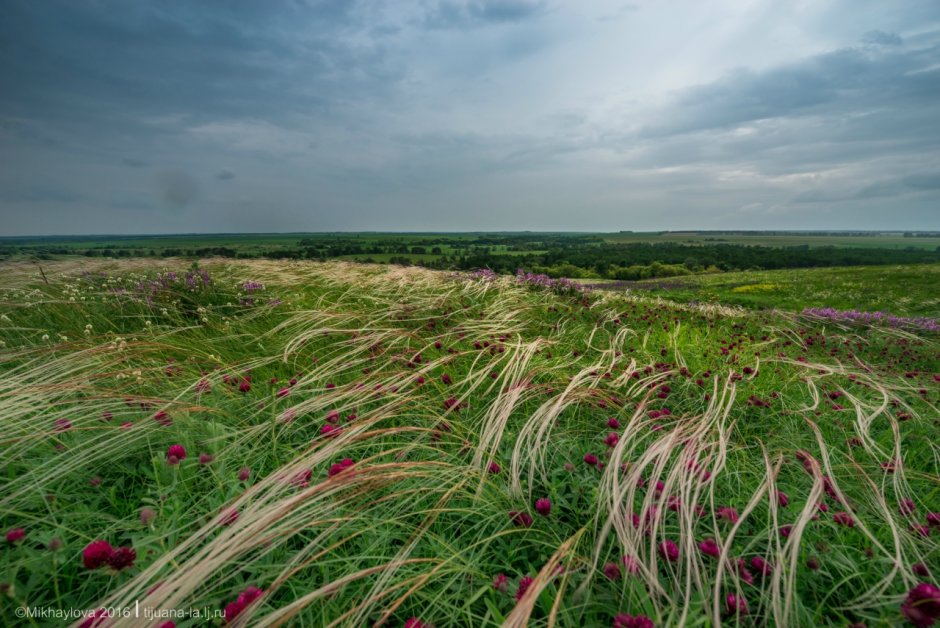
[612,614,654,628]
[750,556,772,577]
[224,585,264,624]
[698,538,720,559]
[902,583,940,628]
[658,539,679,562]
[833,511,855,527]
[725,593,749,616]
[510,511,533,528]
[515,575,534,601]
[535,498,551,517]
[82,540,113,569]
[328,458,355,477]
[107,546,136,570]
[5,528,25,544]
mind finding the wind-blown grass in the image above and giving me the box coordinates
[0,258,937,627]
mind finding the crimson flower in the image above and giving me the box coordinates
[82,540,113,569]
[902,583,940,627]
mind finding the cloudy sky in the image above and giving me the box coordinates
[1,0,939,234]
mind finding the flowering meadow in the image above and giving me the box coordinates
[0,258,938,627]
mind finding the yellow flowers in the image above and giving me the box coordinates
[730,283,783,294]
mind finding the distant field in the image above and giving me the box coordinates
[603,232,940,250]
[589,264,940,318]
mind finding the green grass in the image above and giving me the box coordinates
[592,264,940,318]
[0,258,937,627]
[602,232,940,251]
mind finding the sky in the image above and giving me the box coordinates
[1,0,939,235]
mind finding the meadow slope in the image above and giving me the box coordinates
[0,259,938,627]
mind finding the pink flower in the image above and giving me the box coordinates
[492,573,509,593]
[658,539,679,562]
[320,424,342,438]
[928,513,940,527]
[198,453,214,465]
[621,555,640,574]
[223,585,264,624]
[734,558,755,585]
[276,387,290,398]
[5,528,25,544]
[238,378,251,393]
[833,511,855,527]
[901,583,940,627]
[140,508,156,525]
[166,444,186,464]
[725,593,749,616]
[900,498,917,516]
[404,619,428,628]
[53,418,73,432]
[510,511,533,528]
[605,432,620,447]
[603,562,622,580]
[488,462,501,474]
[717,506,739,524]
[238,467,251,481]
[328,458,355,477]
[82,540,113,569]
[698,538,720,559]
[777,491,789,507]
[612,614,654,628]
[751,556,772,577]
[607,417,621,429]
[515,575,534,601]
[535,498,551,517]
[584,453,599,466]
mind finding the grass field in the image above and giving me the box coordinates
[602,233,940,251]
[589,265,940,319]
[0,258,938,627]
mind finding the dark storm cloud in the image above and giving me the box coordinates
[638,37,940,139]
[156,171,198,209]
[861,30,903,47]
[0,0,394,133]
[856,173,940,199]
[0,0,939,234]
[423,0,548,29]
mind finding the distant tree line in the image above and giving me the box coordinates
[1,236,937,280]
